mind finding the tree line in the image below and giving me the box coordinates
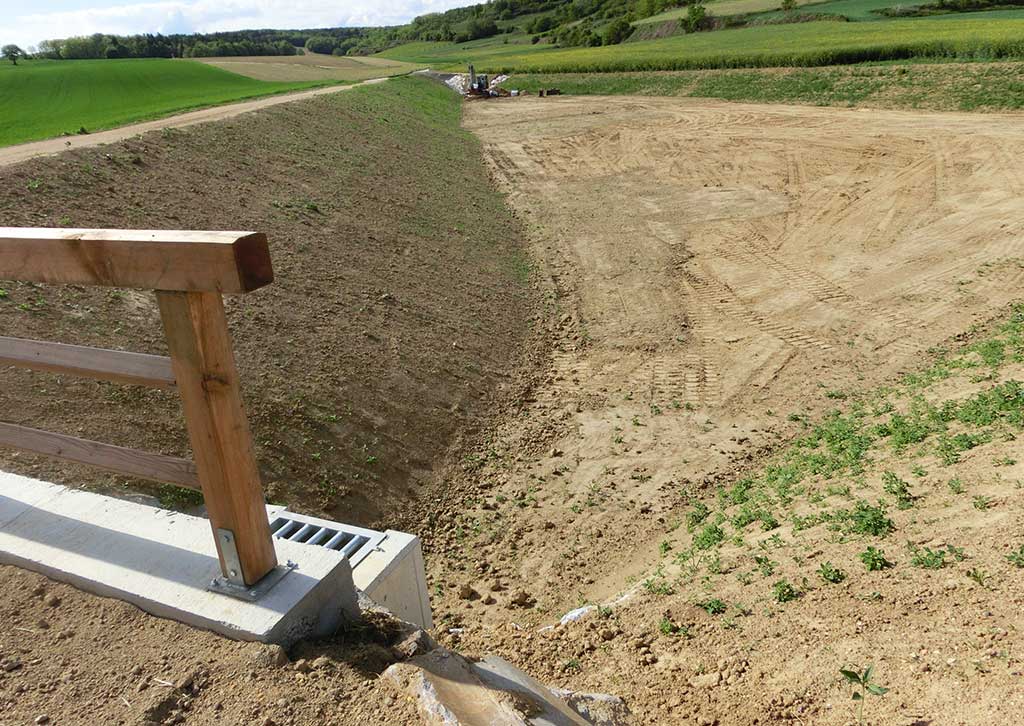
[13,27,374,61]
[2,0,705,65]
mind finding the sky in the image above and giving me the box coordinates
[0,0,472,49]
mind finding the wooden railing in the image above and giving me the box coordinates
[0,227,277,587]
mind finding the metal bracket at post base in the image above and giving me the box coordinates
[209,527,296,601]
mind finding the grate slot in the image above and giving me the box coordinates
[307,527,335,546]
[271,519,300,539]
[323,530,352,550]
[288,523,316,542]
[341,535,367,557]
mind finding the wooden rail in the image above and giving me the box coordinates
[0,423,199,489]
[0,337,176,388]
[0,227,277,586]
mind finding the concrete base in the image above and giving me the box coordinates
[353,529,433,630]
[0,470,358,646]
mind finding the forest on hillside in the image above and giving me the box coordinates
[22,0,691,60]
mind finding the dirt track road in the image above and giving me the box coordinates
[463,94,1024,601]
[0,78,388,168]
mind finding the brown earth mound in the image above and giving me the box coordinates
[0,564,423,725]
[0,77,537,529]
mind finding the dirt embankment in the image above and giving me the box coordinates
[0,77,538,529]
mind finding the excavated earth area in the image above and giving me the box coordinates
[411,95,1024,725]
[4,86,1024,725]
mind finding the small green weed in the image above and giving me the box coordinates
[754,554,776,577]
[882,471,915,510]
[966,567,990,588]
[818,561,846,584]
[687,502,710,530]
[840,664,889,725]
[693,523,725,551]
[910,546,946,569]
[832,501,895,537]
[698,598,727,615]
[859,546,893,571]
[659,616,688,636]
[772,580,798,603]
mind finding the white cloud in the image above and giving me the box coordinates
[3,0,471,49]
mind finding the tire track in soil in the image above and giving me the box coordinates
[681,266,834,354]
[714,227,922,358]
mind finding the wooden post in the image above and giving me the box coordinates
[157,290,276,586]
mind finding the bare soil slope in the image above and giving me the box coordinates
[408,95,1024,724]
[0,77,536,528]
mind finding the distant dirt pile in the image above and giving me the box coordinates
[0,77,536,528]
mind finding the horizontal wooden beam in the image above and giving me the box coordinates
[0,423,199,490]
[0,336,175,388]
[0,228,273,293]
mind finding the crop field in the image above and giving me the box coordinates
[379,16,1024,72]
[196,52,421,82]
[0,58,334,147]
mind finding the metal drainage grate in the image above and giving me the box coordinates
[269,512,384,567]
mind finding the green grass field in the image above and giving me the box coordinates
[380,16,1024,72]
[0,58,334,147]
[507,61,1024,110]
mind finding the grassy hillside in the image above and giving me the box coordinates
[0,58,333,147]
[508,61,1024,110]
[0,76,536,527]
[380,15,1024,71]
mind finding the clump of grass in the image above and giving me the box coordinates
[158,485,204,510]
